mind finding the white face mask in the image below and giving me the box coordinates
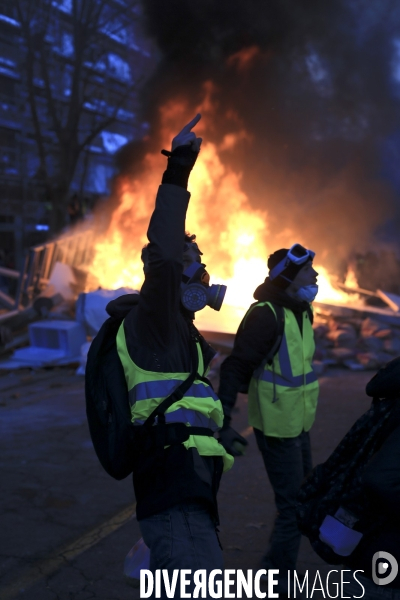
[294,284,319,303]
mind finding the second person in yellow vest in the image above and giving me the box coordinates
[218,244,319,599]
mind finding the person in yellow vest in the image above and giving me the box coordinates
[107,114,233,598]
[218,244,319,598]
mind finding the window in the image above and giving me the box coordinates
[108,53,130,81]
[86,161,114,194]
[101,131,128,153]
[51,0,72,14]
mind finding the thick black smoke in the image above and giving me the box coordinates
[132,0,400,273]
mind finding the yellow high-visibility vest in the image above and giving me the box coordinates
[116,321,233,471]
[247,302,319,437]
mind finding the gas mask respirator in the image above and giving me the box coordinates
[181,262,227,312]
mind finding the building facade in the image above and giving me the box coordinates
[0,0,155,271]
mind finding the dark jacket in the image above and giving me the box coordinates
[218,278,312,424]
[348,401,400,587]
[107,183,222,521]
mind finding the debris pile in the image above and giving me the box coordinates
[0,279,137,370]
[1,239,400,375]
[313,309,400,373]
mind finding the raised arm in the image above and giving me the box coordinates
[137,115,202,347]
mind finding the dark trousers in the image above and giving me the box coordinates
[139,502,223,599]
[254,428,312,593]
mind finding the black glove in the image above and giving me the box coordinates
[218,426,249,457]
[161,146,199,189]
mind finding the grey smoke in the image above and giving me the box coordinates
[124,0,400,272]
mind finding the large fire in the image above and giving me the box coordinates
[316,266,359,305]
[87,98,360,333]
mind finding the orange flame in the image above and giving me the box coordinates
[315,265,359,305]
[344,266,359,289]
[87,96,361,333]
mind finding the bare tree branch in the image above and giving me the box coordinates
[16,0,148,232]
[39,49,64,142]
[16,0,49,182]
[77,78,141,152]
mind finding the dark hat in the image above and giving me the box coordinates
[268,248,311,290]
[366,357,400,399]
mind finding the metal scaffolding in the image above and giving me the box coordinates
[0,229,95,314]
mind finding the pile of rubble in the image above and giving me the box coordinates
[0,264,137,370]
[313,310,400,373]
[2,249,400,376]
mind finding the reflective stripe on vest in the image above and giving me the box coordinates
[247,301,319,438]
[130,379,220,431]
[116,320,234,471]
[130,378,220,403]
[258,333,318,387]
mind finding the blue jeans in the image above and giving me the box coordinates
[254,428,312,593]
[139,502,223,599]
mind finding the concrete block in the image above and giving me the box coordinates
[28,320,86,357]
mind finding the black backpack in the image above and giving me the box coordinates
[85,295,213,480]
[296,359,400,564]
[85,310,134,480]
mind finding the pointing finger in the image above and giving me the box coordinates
[179,113,201,135]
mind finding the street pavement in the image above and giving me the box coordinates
[0,364,374,599]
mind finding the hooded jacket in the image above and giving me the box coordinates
[106,182,229,521]
[218,278,312,425]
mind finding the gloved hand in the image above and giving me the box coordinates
[161,115,202,189]
[171,113,202,153]
[218,426,249,457]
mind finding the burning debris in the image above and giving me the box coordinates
[312,300,400,373]
[313,314,400,371]
[81,88,400,333]
[1,85,400,371]
[1,186,399,373]
[86,99,270,311]
[1,223,400,374]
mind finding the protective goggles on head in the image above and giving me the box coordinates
[270,243,315,282]
[181,261,227,312]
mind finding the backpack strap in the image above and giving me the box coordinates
[142,324,214,445]
[265,303,285,365]
[144,322,201,428]
[250,303,285,404]
[252,303,285,378]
